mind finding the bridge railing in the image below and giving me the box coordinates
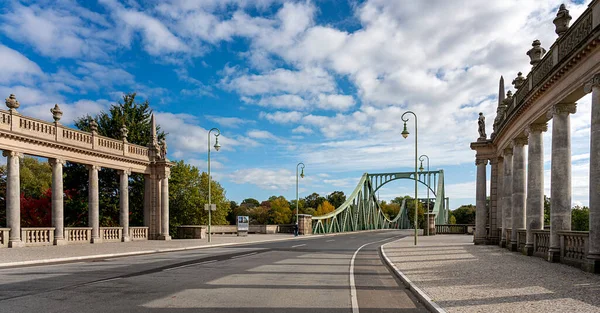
[559,231,589,268]
[0,228,9,247]
[65,227,92,244]
[435,224,474,234]
[21,227,55,246]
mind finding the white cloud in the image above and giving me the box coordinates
[292,125,313,134]
[317,94,355,111]
[229,168,296,190]
[260,111,303,124]
[205,115,254,128]
[0,45,43,84]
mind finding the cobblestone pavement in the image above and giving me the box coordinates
[383,235,600,313]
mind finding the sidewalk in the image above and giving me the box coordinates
[0,234,297,268]
[382,235,600,313]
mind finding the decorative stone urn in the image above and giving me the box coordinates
[512,72,525,89]
[90,120,98,133]
[553,4,572,36]
[526,40,546,66]
[5,94,19,112]
[50,104,63,123]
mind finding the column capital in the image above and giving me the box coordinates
[118,168,132,176]
[525,122,548,135]
[86,164,101,171]
[489,157,500,165]
[475,158,488,166]
[547,103,576,118]
[48,158,66,166]
[503,147,513,156]
[584,73,600,93]
[512,136,528,147]
[2,150,23,158]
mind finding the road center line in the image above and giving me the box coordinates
[349,236,400,313]
[164,260,217,271]
[326,239,335,242]
[230,252,258,259]
[291,244,306,248]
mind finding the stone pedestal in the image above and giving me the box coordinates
[298,214,312,235]
[427,214,436,235]
[548,103,576,262]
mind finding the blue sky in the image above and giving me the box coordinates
[0,0,593,209]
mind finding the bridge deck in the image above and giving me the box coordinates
[382,235,600,313]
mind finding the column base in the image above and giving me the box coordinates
[122,236,131,242]
[583,256,600,274]
[523,244,533,256]
[547,248,561,263]
[158,235,172,241]
[9,240,25,248]
[509,241,518,252]
[91,237,103,244]
[54,238,68,246]
[474,236,486,245]
[500,239,506,248]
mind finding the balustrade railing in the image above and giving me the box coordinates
[100,227,123,242]
[64,227,92,244]
[559,231,589,268]
[0,228,9,248]
[435,224,474,234]
[532,230,550,258]
[129,227,148,240]
[21,227,55,246]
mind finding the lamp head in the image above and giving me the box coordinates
[401,122,409,139]
[300,167,304,178]
[214,135,221,151]
[419,160,424,172]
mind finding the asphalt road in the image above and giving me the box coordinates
[0,231,427,313]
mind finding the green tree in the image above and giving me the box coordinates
[571,206,589,231]
[241,198,260,209]
[227,201,239,225]
[544,195,550,226]
[449,215,457,224]
[20,157,52,198]
[269,196,292,224]
[327,191,346,209]
[315,200,335,216]
[169,161,230,237]
[380,200,401,219]
[305,192,325,210]
[405,197,425,229]
[452,205,476,224]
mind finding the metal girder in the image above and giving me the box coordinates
[312,170,446,234]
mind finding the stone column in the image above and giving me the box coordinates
[489,158,500,244]
[158,175,171,240]
[49,158,66,245]
[524,123,547,255]
[548,103,576,262]
[119,169,131,242]
[496,157,504,246]
[586,75,600,273]
[87,165,101,243]
[501,148,513,248]
[143,174,151,229]
[3,151,24,247]
[511,137,527,252]
[474,158,488,245]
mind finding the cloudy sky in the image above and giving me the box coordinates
[0,0,593,209]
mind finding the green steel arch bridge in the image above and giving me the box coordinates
[312,170,447,234]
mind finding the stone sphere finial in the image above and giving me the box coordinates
[553,4,572,36]
[526,40,546,66]
[5,94,20,111]
[90,120,98,133]
[512,72,525,89]
[120,124,129,141]
[50,104,63,122]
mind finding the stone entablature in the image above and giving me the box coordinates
[492,3,599,145]
[0,107,151,173]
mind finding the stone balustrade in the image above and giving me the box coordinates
[129,227,149,240]
[517,229,527,251]
[0,228,9,248]
[65,227,92,244]
[21,227,55,246]
[532,230,550,258]
[559,231,589,268]
[435,224,474,234]
[100,227,123,242]
[0,109,150,163]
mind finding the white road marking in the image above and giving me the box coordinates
[230,252,258,259]
[326,239,335,242]
[85,277,122,285]
[291,244,306,248]
[349,237,399,313]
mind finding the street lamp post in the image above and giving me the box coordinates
[419,154,430,236]
[207,128,221,243]
[296,162,305,236]
[401,111,418,245]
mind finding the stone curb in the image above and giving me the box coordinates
[0,229,395,269]
[380,239,447,313]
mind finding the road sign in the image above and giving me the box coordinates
[204,204,217,211]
